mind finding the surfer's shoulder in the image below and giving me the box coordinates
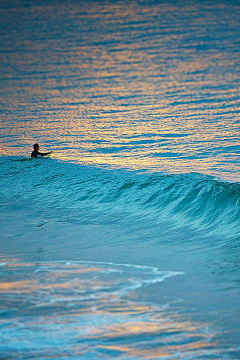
[31,150,38,158]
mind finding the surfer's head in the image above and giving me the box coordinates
[33,143,39,150]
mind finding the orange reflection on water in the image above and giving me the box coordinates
[0,259,223,358]
[91,320,196,338]
[0,280,75,292]
[6,262,35,267]
[0,281,33,291]
[82,296,218,358]
[1,1,239,181]
[98,340,217,359]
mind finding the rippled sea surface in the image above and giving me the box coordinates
[0,0,240,359]
[1,0,240,178]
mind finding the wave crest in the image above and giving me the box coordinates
[1,157,240,237]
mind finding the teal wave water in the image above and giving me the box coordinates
[1,157,240,238]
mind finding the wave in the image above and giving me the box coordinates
[0,156,240,238]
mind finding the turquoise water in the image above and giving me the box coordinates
[0,0,240,359]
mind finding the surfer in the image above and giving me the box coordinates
[31,143,52,158]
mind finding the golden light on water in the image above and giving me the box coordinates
[0,260,220,358]
[0,0,239,181]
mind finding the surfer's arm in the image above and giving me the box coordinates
[38,151,52,156]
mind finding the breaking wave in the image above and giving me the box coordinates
[0,156,240,238]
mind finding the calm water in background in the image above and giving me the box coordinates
[0,0,240,178]
[0,0,240,359]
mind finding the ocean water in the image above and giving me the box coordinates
[0,0,240,359]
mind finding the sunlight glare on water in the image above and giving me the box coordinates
[0,0,240,179]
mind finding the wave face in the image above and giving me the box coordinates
[1,157,240,239]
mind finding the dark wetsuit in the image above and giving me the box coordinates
[31,150,50,158]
